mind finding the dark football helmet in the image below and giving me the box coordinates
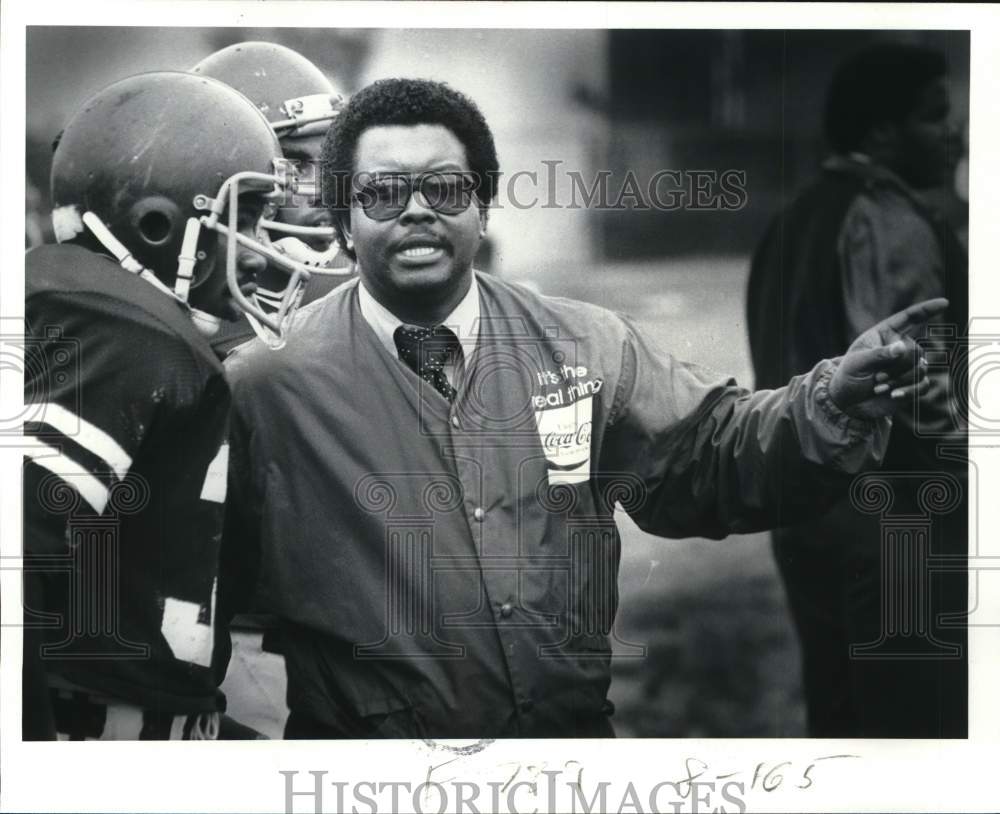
[191,41,350,292]
[191,41,344,139]
[50,71,313,342]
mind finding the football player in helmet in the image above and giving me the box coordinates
[192,41,355,355]
[22,71,301,739]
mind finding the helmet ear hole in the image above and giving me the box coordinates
[138,211,172,244]
[129,196,182,248]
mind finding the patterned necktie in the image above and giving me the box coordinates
[393,324,462,403]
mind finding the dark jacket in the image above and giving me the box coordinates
[224,272,888,737]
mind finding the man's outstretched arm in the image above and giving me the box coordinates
[600,299,946,539]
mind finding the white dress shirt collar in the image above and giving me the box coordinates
[357,272,481,362]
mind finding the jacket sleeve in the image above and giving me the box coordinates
[599,321,891,539]
[838,191,964,446]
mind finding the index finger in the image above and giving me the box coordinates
[881,298,950,337]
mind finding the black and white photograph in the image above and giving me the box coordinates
[3,3,999,813]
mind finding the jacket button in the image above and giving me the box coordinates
[473,507,485,522]
[500,603,513,618]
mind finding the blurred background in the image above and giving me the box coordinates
[25,27,969,738]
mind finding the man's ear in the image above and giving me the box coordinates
[336,212,354,251]
[478,207,488,238]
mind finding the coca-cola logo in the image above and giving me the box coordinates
[542,421,592,452]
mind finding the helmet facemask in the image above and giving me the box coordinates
[193,163,320,346]
[189,43,351,323]
[50,71,343,348]
[74,162,341,346]
[258,156,343,276]
[254,122,350,279]
[196,160,351,346]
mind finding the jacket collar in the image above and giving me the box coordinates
[821,153,935,217]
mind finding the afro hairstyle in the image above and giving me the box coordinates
[320,78,500,259]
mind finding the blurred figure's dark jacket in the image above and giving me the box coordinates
[746,155,968,738]
[748,155,967,472]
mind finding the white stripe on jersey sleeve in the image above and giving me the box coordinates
[30,403,132,480]
[24,440,110,514]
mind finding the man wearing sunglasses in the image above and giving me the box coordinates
[225,78,947,739]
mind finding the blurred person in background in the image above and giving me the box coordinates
[223,77,946,739]
[26,133,58,248]
[192,41,355,356]
[747,42,968,737]
[25,176,47,249]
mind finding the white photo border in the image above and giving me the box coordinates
[2,2,998,813]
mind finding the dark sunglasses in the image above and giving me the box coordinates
[351,172,479,221]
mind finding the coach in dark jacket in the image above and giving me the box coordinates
[224,77,944,739]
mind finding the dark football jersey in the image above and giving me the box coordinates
[24,243,231,714]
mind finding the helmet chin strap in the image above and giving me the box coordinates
[177,217,221,337]
[258,218,344,272]
[80,211,221,337]
[270,235,342,270]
